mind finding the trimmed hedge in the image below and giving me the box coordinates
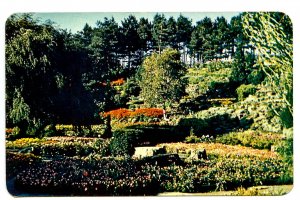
[109,129,143,156]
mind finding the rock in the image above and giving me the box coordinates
[138,154,183,166]
[132,146,166,159]
[18,147,34,154]
[188,148,207,160]
[271,145,279,152]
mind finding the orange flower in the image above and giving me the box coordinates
[131,108,164,118]
[111,78,125,86]
[6,128,13,133]
[102,108,164,120]
[103,108,131,119]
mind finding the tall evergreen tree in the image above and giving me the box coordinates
[176,14,193,63]
[90,17,121,80]
[120,15,141,73]
[152,14,169,53]
[137,17,153,53]
[137,17,153,56]
[189,17,214,64]
[213,16,230,59]
[166,17,178,49]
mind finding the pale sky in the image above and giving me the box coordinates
[33,12,240,33]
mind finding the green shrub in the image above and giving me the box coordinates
[184,107,240,135]
[185,64,234,99]
[6,126,21,140]
[236,84,257,101]
[234,185,292,196]
[216,130,282,150]
[204,60,234,72]
[42,124,57,137]
[109,129,143,157]
[276,128,293,183]
[184,128,215,143]
[123,124,186,144]
[216,132,240,146]
[247,69,265,85]
[159,157,291,193]
[177,118,208,135]
[185,135,201,143]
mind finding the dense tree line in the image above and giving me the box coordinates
[5,12,292,136]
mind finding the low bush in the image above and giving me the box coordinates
[33,142,98,157]
[54,124,107,138]
[216,130,282,150]
[236,84,257,101]
[184,128,214,143]
[161,157,290,192]
[6,138,46,149]
[178,107,240,135]
[208,98,235,107]
[185,135,215,143]
[234,185,292,196]
[159,142,279,160]
[110,122,186,145]
[6,127,21,140]
[131,124,186,145]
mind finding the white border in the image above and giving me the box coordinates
[0,1,299,200]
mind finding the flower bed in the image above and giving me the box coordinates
[6,137,110,158]
[158,142,279,159]
[6,138,47,149]
[14,158,160,195]
[216,130,282,150]
[102,108,164,121]
[6,152,41,179]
